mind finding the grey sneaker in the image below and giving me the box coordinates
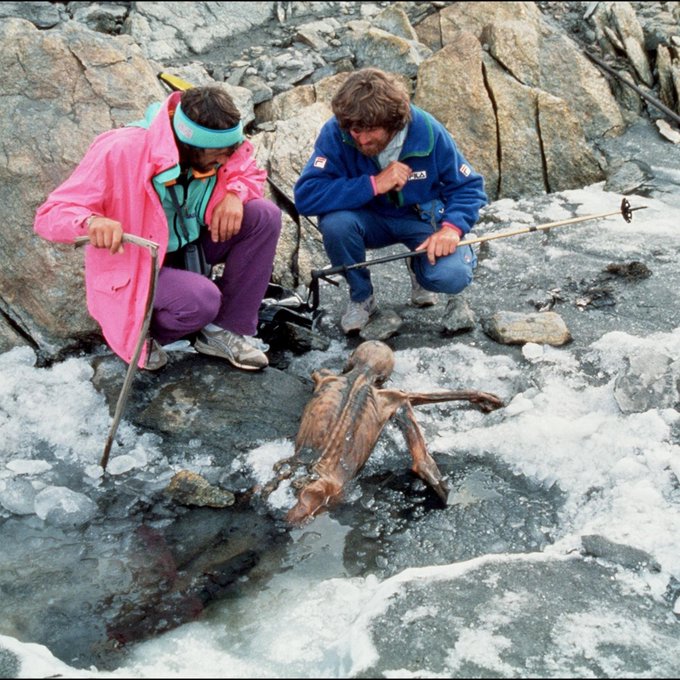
[143,340,168,371]
[406,259,438,307]
[341,295,377,334]
[194,328,268,371]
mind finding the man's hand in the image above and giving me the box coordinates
[416,227,461,265]
[210,192,243,241]
[87,216,124,254]
[374,160,411,194]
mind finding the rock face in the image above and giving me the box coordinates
[412,2,621,199]
[0,18,166,356]
[4,1,677,360]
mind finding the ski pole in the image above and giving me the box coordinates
[585,51,680,128]
[309,197,645,286]
[74,233,160,470]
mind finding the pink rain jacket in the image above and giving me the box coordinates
[34,91,266,366]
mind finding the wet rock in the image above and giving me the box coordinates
[360,309,404,341]
[581,533,662,572]
[165,470,235,508]
[481,310,572,346]
[359,555,678,678]
[282,322,331,353]
[441,296,476,335]
[604,159,655,194]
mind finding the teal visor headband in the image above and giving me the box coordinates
[173,103,244,149]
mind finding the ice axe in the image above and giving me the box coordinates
[74,233,160,471]
[307,197,646,309]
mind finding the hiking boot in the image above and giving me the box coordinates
[341,295,377,334]
[194,327,269,371]
[406,259,438,307]
[143,340,168,371]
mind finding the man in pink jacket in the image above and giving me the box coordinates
[35,86,281,371]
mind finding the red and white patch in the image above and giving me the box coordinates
[459,163,471,177]
[313,156,327,169]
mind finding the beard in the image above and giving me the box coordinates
[356,130,395,157]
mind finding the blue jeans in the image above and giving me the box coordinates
[318,209,477,302]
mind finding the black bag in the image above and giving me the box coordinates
[257,283,323,352]
[163,239,211,276]
[180,241,211,277]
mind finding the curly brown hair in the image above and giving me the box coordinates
[331,68,411,133]
[180,85,241,130]
[178,86,243,165]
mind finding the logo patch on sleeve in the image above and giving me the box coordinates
[313,156,327,169]
[459,163,471,177]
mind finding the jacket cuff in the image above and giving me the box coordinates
[77,213,96,232]
[224,183,247,203]
[442,221,463,237]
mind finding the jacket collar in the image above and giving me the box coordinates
[400,105,434,158]
[146,91,183,175]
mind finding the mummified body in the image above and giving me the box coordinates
[279,341,504,525]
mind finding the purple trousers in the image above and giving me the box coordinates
[151,198,281,345]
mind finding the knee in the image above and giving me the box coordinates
[443,266,474,294]
[425,252,476,295]
[192,278,222,326]
[245,198,282,237]
[319,211,361,240]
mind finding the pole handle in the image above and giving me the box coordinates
[74,233,159,251]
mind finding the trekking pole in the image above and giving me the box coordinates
[312,197,644,277]
[74,233,160,471]
[308,197,646,307]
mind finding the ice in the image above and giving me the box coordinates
[33,485,98,527]
[0,478,36,515]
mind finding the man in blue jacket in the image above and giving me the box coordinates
[294,68,487,334]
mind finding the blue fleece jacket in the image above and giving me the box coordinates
[293,105,487,235]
